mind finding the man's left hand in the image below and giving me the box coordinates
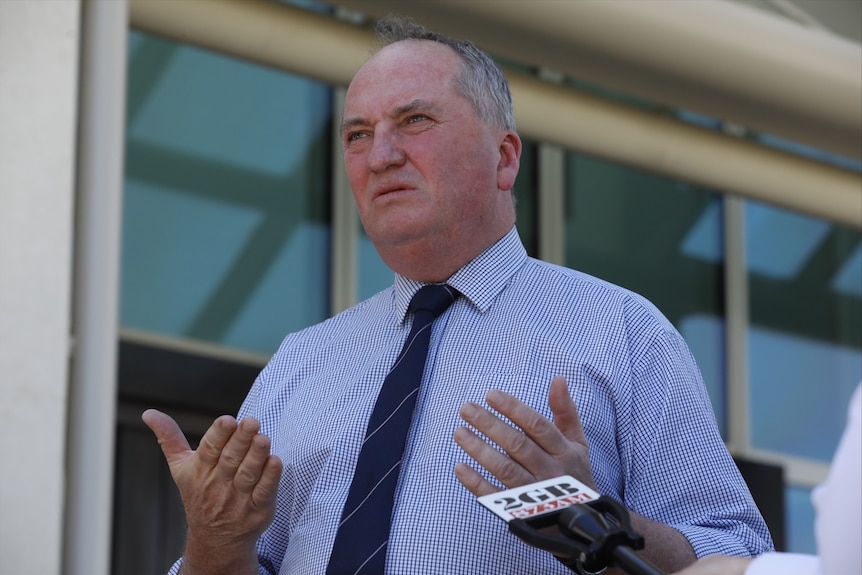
[454,374,597,495]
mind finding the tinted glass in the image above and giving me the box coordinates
[565,153,727,432]
[121,32,332,354]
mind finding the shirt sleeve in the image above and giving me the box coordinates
[622,325,773,558]
[812,381,862,575]
[745,552,820,575]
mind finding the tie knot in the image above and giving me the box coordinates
[409,284,458,318]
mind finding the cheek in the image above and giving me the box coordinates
[344,156,368,197]
[426,136,485,180]
[449,159,504,225]
[437,146,497,200]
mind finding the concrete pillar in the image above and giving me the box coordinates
[0,1,81,574]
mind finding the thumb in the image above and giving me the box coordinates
[142,409,192,466]
[548,375,588,446]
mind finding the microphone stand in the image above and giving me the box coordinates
[509,496,664,575]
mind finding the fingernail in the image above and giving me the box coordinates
[460,402,479,419]
[486,389,503,404]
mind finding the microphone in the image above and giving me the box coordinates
[559,502,664,575]
[476,475,664,575]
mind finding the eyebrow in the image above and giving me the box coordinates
[340,116,366,136]
[340,99,441,135]
[395,99,440,118]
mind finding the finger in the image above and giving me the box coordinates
[459,399,539,458]
[454,424,534,488]
[252,454,283,511]
[453,462,501,497]
[484,389,569,461]
[233,432,272,494]
[195,415,239,470]
[548,375,588,447]
[141,409,192,466]
[215,417,261,479]
[546,376,598,489]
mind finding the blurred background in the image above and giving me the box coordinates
[1,1,860,574]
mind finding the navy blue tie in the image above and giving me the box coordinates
[326,284,458,574]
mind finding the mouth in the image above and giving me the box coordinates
[373,184,414,200]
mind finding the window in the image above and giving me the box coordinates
[122,32,333,356]
[564,152,727,432]
[746,201,862,552]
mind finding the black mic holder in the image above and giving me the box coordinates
[509,496,664,575]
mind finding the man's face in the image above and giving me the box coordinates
[341,40,513,261]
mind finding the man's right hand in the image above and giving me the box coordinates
[142,410,283,575]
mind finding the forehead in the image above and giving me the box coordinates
[345,40,463,115]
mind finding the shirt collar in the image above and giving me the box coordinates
[392,227,528,323]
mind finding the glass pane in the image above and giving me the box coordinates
[747,201,862,461]
[565,153,726,433]
[785,485,817,554]
[513,139,538,257]
[358,230,393,300]
[121,32,332,355]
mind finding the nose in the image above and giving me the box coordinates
[367,129,405,173]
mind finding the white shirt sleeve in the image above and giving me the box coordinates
[746,381,861,575]
[812,381,862,575]
[745,552,820,575]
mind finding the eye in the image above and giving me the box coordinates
[407,114,429,124]
[345,131,367,143]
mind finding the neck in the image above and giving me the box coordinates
[379,225,512,283]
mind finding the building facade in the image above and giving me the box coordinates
[1,1,860,574]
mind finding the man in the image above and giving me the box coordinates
[143,16,772,575]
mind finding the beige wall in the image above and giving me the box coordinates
[0,1,80,573]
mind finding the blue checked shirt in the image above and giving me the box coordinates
[168,227,772,575]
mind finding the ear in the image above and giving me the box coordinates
[496,131,522,192]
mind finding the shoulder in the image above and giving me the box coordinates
[278,287,395,350]
[514,258,675,332]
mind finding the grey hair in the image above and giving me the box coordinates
[374,15,516,132]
